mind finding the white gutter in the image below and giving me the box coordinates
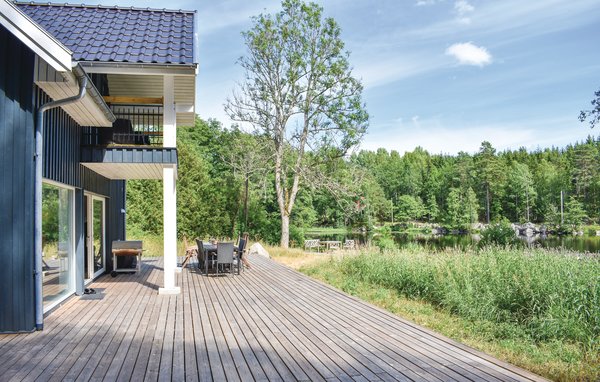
[78,61,197,76]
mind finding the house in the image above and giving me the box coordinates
[0,0,198,333]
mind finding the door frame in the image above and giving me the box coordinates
[42,179,76,313]
[84,193,106,281]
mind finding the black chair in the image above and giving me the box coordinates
[196,239,211,275]
[99,118,150,146]
[216,242,234,276]
[234,238,246,275]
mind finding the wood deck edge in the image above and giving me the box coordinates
[261,254,551,382]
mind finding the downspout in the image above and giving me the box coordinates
[34,75,87,330]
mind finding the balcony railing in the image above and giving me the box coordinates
[82,104,163,147]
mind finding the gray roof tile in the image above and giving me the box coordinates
[16,2,196,65]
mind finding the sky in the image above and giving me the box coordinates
[78,0,600,155]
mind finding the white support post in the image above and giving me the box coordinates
[159,75,180,295]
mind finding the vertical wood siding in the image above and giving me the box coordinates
[0,26,36,333]
[0,26,126,332]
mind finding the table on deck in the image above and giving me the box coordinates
[199,242,239,275]
[320,240,342,251]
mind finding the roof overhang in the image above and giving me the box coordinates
[103,73,196,127]
[78,61,198,76]
[81,146,178,180]
[0,0,71,72]
[34,58,115,127]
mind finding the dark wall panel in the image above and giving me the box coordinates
[36,88,81,188]
[0,26,35,333]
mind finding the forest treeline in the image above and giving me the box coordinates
[126,117,599,245]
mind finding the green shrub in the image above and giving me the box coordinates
[336,247,600,348]
[374,225,396,251]
[479,221,521,247]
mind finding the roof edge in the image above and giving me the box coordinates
[78,61,197,76]
[72,63,116,124]
[14,1,196,14]
[1,0,72,71]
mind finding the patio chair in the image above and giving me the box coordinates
[343,239,355,250]
[196,239,211,275]
[234,238,246,275]
[180,236,197,268]
[216,242,235,276]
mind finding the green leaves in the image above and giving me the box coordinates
[579,88,600,129]
[226,0,368,247]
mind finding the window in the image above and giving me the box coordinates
[42,182,74,310]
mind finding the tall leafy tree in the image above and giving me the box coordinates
[474,141,505,223]
[564,196,588,230]
[579,88,600,129]
[395,195,425,222]
[226,0,368,247]
[506,162,537,222]
[221,129,271,233]
[571,141,598,201]
[445,187,479,230]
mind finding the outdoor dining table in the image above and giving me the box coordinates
[200,242,239,275]
[320,240,342,251]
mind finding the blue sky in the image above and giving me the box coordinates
[78,0,600,154]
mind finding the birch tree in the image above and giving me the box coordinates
[226,0,368,247]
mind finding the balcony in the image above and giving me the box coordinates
[81,103,177,180]
[82,104,164,147]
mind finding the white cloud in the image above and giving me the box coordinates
[454,0,474,14]
[415,0,439,6]
[445,42,492,66]
[454,0,474,24]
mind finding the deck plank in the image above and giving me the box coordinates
[0,255,548,382]
[252,261,494,382]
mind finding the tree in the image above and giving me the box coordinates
[395,195,425,222]
[226,0,368,247]
[571,141,598,200]
[445,187,478,230]
[579,88,600,129]
[221,129,270,234]
[474,141,505,223]
[564,196,587,231]
[506,162,537,222]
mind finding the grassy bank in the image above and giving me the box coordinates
[305,227,351,235]
[270,246,599,381]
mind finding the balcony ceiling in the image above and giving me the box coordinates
[82,162,168,179]
[106,74,195,127]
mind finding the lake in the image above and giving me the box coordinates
[305,231,600,253]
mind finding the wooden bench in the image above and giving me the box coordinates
[111,240,143,277]
[304,239,323,252]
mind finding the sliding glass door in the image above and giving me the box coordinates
[42,182,74,310]
[84,194,106,280]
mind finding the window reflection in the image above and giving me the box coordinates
[42,183,74,309]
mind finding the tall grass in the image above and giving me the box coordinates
[336,246,600,348]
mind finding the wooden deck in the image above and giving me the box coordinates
[0,254,547,381]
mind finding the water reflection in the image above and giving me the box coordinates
[305,230,600,253]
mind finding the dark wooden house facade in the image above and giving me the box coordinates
[0,0,197,332]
